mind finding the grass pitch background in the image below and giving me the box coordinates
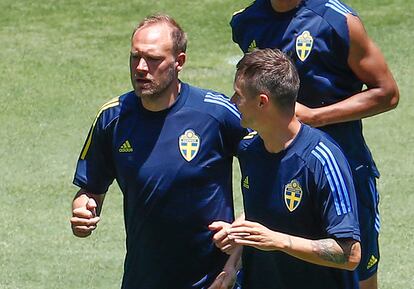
[0,0,412,288]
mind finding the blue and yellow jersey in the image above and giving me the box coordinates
[73,82,247,289]
[231,0,379,176]
[237,124,360,289]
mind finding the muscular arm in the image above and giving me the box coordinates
[228,220,361,271]
[71,189,106,237]
[296,14,399,127]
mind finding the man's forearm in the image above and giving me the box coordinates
[282,235,361,271]
[299,87,398,128]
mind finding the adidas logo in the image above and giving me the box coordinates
[119,140,133,153]
[367,255,378,269]
[243,176,249,189]
[248,40,257,52]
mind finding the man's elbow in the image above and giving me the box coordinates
[388,86,399,110]
[380,81,400,111]
[344,241,361,271]
[345,257,360,271]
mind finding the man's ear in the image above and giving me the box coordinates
[258,93,270,108]
[175,52,186,72]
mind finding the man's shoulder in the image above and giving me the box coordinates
[304,0,357,18]
[231,0,269,24]
[293,125,346,167]
[231,0,357,21]
[238,131,260,151]
[183,83,241,122]
[232,0,261,17]
[93,91,135,128]
[303,0,358,38]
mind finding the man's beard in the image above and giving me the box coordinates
[137,66,175,100]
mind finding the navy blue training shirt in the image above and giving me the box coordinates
[237,124,360,289]
[73,82,247,289]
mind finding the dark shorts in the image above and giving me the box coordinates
[352,165,380,280]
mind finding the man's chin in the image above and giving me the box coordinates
[134,88,155,98]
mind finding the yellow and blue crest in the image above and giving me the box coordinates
[179,129,200,162]
[284,180,303,212]
[296,31,313,61]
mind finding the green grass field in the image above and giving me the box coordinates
[1,0,413,288]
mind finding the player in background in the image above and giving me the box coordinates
[70,14,246,289]
[230,1,399,288]
[212,48,361,289]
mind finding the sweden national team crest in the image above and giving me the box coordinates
[296,31,313,62]
[179,129,200,162]
[284,180,303,212]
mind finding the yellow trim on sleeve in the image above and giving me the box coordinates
[80,98,120,160]
[232,1,254,16]
[232,7,246,16]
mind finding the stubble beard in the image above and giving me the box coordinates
[136,66,176,102]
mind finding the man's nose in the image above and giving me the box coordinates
[136,58,148,71]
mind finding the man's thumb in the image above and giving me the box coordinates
[208,221,225,231]
[86,198,97,216]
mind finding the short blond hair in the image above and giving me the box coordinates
[132,14,187,55]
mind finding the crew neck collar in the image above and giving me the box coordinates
[137,81,188,117]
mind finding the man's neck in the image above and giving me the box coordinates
[258,117,301,154]
[141,81,181,112]
[270,0,303,12]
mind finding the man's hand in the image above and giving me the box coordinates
[295,102,320,127]
[71,196,100,238]
[227,220,288,251]
[209,221,239,255]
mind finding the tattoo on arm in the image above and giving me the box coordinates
[311,239,347,264]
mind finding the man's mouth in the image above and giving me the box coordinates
[135,78,152,86]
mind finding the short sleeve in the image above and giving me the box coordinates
[310,141,360,241]
[73,112,116,194]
